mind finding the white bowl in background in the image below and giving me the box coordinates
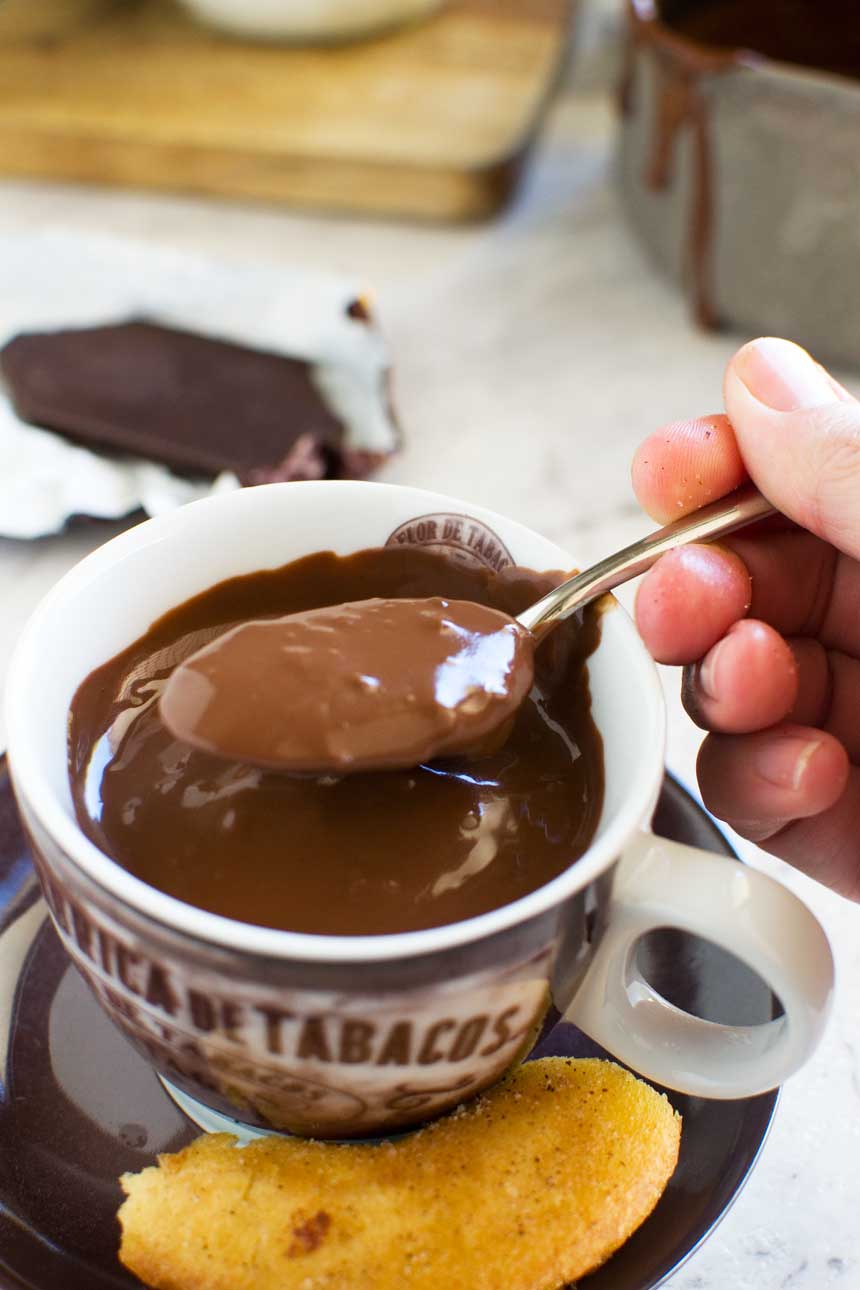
[178,0,446,42]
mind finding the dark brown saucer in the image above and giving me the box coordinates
[0,755,778,1289]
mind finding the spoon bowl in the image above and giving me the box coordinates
[160,485,773,773]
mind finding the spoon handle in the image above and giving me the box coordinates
[517,484,775,640]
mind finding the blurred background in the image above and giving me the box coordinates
[1,1,859,1286]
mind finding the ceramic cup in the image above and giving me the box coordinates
[5,481,834,1139]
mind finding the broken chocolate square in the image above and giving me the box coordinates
[0,317,396,486]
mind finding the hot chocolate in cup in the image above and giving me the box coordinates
[5,481,834,1139]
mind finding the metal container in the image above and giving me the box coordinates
[617,0,860,366]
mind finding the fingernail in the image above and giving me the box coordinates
[755,735,823,790]
[735,338,836,412]
[698,638,728,701]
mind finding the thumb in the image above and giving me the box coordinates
[725,338,860,559]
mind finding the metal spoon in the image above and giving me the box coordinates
[517,483,774,640]
[161,485,774,773]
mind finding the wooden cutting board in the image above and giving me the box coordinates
[0,0,572,220]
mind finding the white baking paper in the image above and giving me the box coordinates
[0,230,398,539]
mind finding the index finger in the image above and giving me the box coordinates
[631,415,748,523]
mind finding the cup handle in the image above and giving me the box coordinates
[564,832,834,1098]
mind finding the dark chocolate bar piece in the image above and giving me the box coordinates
[0,321,354,483]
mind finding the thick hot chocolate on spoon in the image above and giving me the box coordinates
[160,597,534,774]
[160,484,773,776]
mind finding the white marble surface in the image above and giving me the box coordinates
[0,4,858,1285]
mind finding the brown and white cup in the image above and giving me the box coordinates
[5,481,834,1139]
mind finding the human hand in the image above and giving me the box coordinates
[633,338,860,899]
